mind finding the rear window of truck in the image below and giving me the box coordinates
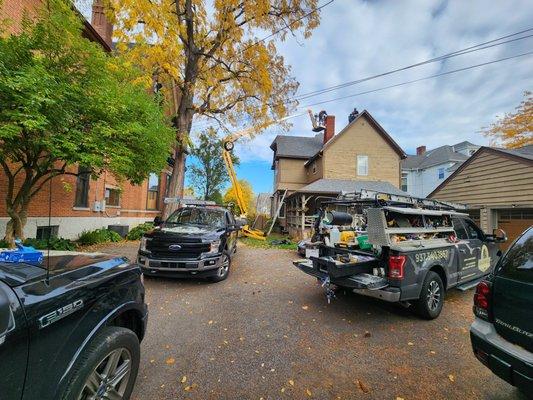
[496,228,533,283]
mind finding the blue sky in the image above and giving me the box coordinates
[186,0,533,196]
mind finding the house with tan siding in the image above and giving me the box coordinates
[270,109,406,238]
[429,145,533,249]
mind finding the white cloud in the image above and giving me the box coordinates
[234,0,532,160]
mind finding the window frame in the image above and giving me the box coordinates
[401,172,408,192]
[74,166,91,208]
[357,155,369,176]
[146,172,160,210]
[105,187,121,207]
[438,167,445,179]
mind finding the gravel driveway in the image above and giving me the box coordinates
[92,241,525,400]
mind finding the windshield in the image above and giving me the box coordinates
[165,208,226,229]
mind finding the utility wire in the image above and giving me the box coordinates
[192,28,533,131]
[298,50,533,108]
[293,28,533,100]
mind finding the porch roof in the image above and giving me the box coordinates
[287,179,407,197]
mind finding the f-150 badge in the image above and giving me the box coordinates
[38,299,84,329]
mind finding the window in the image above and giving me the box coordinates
[74,166,90,208]
[105,187,120,207]
[464,219,484,240]
[36,225,59,240]
[401,172,408,192]
[452,218,468,240]
[357,155,368,176]
[146,173,160,210]
[497,228,533,282]
[438,167,445,179]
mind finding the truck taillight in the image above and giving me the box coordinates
[388,255,406,280]
[473,280,492,321]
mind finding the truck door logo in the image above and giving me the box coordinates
[478,245,491,272]
[38,299,84,329]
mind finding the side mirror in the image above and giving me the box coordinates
[153,216,163,226]
[493,228,507,243]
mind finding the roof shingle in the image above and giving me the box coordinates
[289,179,407,196]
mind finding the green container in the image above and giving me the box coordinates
[357,235,372,250]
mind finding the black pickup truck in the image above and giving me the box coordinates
[138,206,239,282]
[0,251,147,400]
[294,201,506,319]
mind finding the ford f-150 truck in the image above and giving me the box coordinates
[293,191,507,319]
[0,251,148,400]
[138,206,239,282]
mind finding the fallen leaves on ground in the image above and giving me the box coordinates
[289,379,295,386]
[306,388,312,397]
[181,376,187,383]
[165,357,175,365]
[356,379,371,393]
[302,305,309,310]
[448,374,455,382]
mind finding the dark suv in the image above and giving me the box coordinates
[138,206,239,282]
[470,226,532,395]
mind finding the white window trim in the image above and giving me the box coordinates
[357,155,369,176]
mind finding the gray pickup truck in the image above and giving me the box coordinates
[294,197,506,319]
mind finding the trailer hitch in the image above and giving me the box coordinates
[318,276,336,304]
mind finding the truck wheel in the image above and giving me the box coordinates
[61,326,140,400]
[414,271,445,319]
[209,252,231,283]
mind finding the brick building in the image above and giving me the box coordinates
[0,0,171,239]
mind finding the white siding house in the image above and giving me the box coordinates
[401,141,480,198]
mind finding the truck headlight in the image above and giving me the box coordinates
[140,237,151,252]
[208,240,221,254]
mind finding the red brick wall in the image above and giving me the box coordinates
[1,0,43,34]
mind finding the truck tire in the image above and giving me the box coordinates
[414,271,445,319]
[209,251,231,283]
[61,326,140,400]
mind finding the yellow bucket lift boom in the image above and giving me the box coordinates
[221,111,313,240]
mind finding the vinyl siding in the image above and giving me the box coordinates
[430,151,533,206]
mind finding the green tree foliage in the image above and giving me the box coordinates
[0,0,174,243]
[188,128,239,202]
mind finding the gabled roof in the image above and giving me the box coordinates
[270,110,406,165]
[402,143,470,170]
[429,145,533,197]
[319,110,406,159]
[289,179,407,196]
[270,132,324,160]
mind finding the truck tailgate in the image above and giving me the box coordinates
[293,259,389,290]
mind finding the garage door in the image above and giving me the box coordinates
[497,208,533,250]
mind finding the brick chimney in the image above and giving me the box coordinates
[91,0,113,48]
[416,145,426,155]
[323,115,335,145]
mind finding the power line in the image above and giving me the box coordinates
[293,27,533,100]
[298,50,533,108]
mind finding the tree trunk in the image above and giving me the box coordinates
[4,206,27,246]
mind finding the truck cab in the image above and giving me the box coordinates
[138,206,240,282]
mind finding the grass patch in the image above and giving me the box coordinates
[239,233,297,250]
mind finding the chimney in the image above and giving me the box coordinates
[323,115,335,144]
[416,145,426,155]
[91,0,113,47]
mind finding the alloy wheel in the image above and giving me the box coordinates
[218,254,230,277]
[426,280,441,311]
[78,347,132,400]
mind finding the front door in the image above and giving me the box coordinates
[0,281,28,400]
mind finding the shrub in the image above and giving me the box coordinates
[126,222,154,241]
[0,239,9,248]
[23,237,76,251]
[77,228,122,246]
